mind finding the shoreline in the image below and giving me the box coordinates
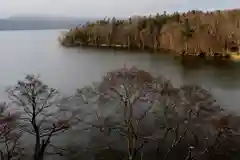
[61,41,234,61]
[59,9,240,62]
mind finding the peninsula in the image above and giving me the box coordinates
[60,9,240,58]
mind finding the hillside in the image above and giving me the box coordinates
[0,16,93,30]
[60,9,240,56]
[7,14,82,21]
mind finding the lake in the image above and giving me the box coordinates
[0,29,240,112]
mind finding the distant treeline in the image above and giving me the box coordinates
[60,9,240,56]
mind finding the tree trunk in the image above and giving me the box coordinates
[34,152,44,160]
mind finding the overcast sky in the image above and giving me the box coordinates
[0,0,239,18]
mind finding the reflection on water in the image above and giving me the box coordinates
[0,30,240,112]
[177,56,240,89]
[174,57,240,112]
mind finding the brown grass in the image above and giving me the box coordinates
[60,9,240,56]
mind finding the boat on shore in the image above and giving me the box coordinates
[229,53,240,61]
[227,46,240,61]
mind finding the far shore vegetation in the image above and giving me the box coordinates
[60,9,240,58]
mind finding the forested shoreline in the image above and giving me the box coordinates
[60,9,240,57]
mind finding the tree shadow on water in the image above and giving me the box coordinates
[176,56,240,88]
[176,56,237,70]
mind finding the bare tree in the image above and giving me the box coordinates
[0,103,24,160]
[7,75,71,160]
[70,67,174,160]
[18,67,238,160]
[68,67,239,160]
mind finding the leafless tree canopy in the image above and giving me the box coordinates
[0,103,23,160]
[5,75,72,160]
[1,68,240,160]
[57,67,240,160]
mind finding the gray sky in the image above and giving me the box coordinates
[0,0,239,18]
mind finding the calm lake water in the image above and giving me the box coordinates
[0,29,240,112]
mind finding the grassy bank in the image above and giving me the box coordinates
[60,9,240,57]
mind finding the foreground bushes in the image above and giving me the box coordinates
[60,9,240,56]
[1,67,240,160]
